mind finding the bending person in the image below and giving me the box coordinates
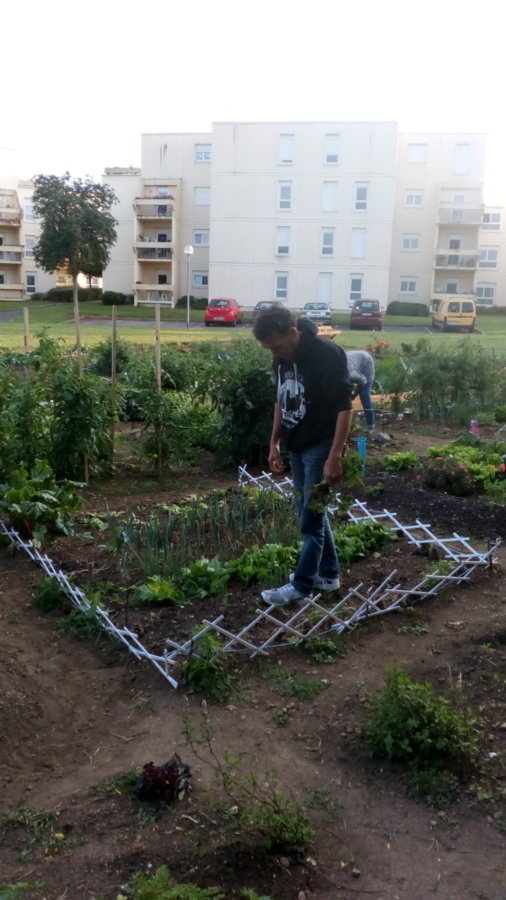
[346,349,376,431]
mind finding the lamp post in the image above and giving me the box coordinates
[183,244,194,329]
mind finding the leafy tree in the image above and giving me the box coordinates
[32,173,117,362]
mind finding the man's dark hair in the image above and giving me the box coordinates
[252,303,296,340]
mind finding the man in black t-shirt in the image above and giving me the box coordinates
[253,306,353,606]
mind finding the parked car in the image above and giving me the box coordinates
[350,299,384,330]
[204,298,244,327]
[252,301,279,322]
[431,296,476,332]
[302,302,332,325]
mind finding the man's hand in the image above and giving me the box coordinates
[323,453,344,484]
[268,445,285,474]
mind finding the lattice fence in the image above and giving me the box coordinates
[0,465,499,689]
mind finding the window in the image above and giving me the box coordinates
[453,193,466,204]
[0,234,3,245]
[26,272,36,294]
[399,277,417,293]
[194,187,210,205]
[321,228,335,256]
[278,134,294,164]
[157,273,168,285]
[407,143,428,163]
[402,234,420,251]
[476,283,495,306]
[449,237,461,250]
[482,212,501,230]
[350,228,366,258]
[157,205,168,216]
[275,272,288,300]
[157,231,169,242]
[479,248,498,268]
[322,181,338,212]
[278,182,292,211]
[24,199,34,221]
[194,230,209,247]
[354,182,368,211]
[454,143,471,175]
[195,143,211,162]
[318,272,332,303]
[349,275,362,301]
[156,187,169,197]
[446,281,458,293]
[0,272,5,285]
[405,190,423,207]
[452,208,464,223]
[25,235,36,258]
[276,226,290,255]
[192,270,209,287]
[324,134,340,164]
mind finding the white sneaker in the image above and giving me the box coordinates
[261,583,307,607]
[289,573,340,592]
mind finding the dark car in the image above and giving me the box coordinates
[252,301,283,322]
[204,298,244,327]
[350,299,384,330]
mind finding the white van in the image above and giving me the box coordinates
[431,295,476,332]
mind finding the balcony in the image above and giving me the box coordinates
[133,199,174,220]
[438,204,484,226]
[135,246,173,261]
[434,252,479,269]
[134,284,174,307]
[0,282,24,295]
[0,210,22,226]
[0,246,23,263]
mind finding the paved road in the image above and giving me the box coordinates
[0,309,24,322]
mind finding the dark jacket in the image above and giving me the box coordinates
[274,329,352,452]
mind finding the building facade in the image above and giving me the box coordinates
[0,176,55,300]
[102,123,506,310]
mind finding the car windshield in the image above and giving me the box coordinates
[355,301,379,311]
[210,300,231,308]
[305,303,327,310]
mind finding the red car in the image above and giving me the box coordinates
[205,297,244,327]
[350,299,384,330]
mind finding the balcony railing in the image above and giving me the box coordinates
[434,253,479,269]
[0,211,22,225]
[133,200,174,219]
[136,248,173,260]
[438,205,484,226]
[0,248,23,263]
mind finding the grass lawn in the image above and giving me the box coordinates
[1,300,506,353]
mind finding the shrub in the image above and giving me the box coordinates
[101,290,126,305]
[419,455,476,496]
[126,865,225,899]
[363,668,483,796]
[175,295,208,310]
[44,287,102,303]
[386,301,429,317]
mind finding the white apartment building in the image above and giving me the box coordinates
[0,176,55,300]
[102,122,506,310]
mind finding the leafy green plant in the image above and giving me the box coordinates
[227,543,298,586]
[34,576,68,613]
[383,450,419,471]
[419,455,477,496]
[0,459,82,542]
[179,631,235,702]
[57,599,105,642]
[265,665,327,702]
[0,882,46,899]
[332,520,397,567]
[363,668,483,800]
[134,575,185,607]
[180,557,230,600]
[123,865,224,899]
[301,633,347,663]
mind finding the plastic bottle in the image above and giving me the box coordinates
[470,419,480,438]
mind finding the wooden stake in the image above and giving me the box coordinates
[155,305,162,481]
[23,306,30,352]
[110,305,117,463]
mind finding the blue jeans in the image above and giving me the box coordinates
[289,438,339,594]
[359,381,375,428]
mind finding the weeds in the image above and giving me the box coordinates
[180,631,236,703]
[265,665,327,702]
[301,633,347,662]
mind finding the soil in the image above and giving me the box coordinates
[1,422,506,900]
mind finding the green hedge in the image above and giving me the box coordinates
[102,290,126,305]
[43,287,103,303]
[175,295,208,310]
[387,301,429,317]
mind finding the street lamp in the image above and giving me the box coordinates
[183,244,194,329]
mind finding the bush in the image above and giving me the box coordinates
[419,455,476,496]
[386,301,429,317]
[44,287,102,303]
[101,290,126,305]
[175,295,208,310]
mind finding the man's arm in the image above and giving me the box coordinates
[323,409,353,483]
[268,403,285,473]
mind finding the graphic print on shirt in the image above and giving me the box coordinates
[277,363,306,429]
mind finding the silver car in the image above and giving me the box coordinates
[302,302,332,325]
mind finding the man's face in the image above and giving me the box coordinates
[260,327,299,360]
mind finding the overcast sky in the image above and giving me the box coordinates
[2,0,505,202]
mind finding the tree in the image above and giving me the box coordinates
[32,173,117,363]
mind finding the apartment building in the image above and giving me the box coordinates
[102,123,506,310]
[0,176,55,300]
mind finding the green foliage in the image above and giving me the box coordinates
[227,543,298,586]
[495,404,506,423]
[180,632,235,702]
[363,668,483,798]
[421,441,503,495]
[301,633,347,662]
[387,301,429,316]
[332,520,397,567]
[124,865,224,899]
[142,390,218,468]
[0,460,82,542]
[383,450,419,471]
[97,768,141,798]
[32,173,117,282]
[175,294,208,309]
[34,576,68,612]
[134,575,185,607]
[265,665,327,702]
[102,290,126,305]
[57,600,104,641]
[0,883,46,899]
[180,557,230,600]
[88,336,133,375]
